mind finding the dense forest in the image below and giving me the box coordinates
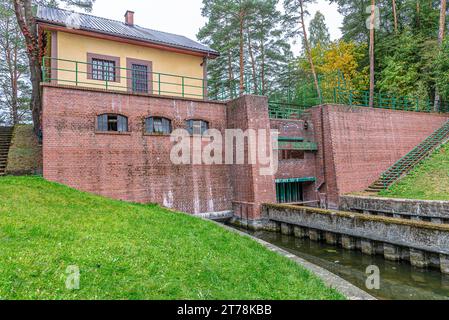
[199,0,449,110]
[0,0,448,128]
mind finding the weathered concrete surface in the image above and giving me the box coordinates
[340,195,449,221]
[383,244,401,261]
[216,222,376,300]
[281,223,294,235]
[341,235,356,250]
[229,215,279,232]
[195,210,234,220]
[264,203,449,256]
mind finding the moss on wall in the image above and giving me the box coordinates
[6,125,42,176]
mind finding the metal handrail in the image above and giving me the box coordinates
[42,57,449,120]
[42,56,207,99]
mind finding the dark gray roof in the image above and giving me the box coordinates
[36,6,219,57]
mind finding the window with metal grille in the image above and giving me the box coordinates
[97,114,128,132]
[279,150,305,160]
[132,64,149,93]
[146,117,172,134]
[276,181,303,204]
[92,59,116,82]
[186,120,209,135]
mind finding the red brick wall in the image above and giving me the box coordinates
[227,95,276,220]
[270,119,317,180]
[43,85,449,217]
[311,106,340,208]
[43,86,277,218]
[42,85,233,214]
[270,118,319,203]
[313,105,449,208]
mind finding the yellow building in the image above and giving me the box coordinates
[37,6,219,99]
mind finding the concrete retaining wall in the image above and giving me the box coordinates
[263,203,449,273]
[340,195,449,223]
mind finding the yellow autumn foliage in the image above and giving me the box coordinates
[301,40,369,91]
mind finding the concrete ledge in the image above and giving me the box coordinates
[41,83,227,105]
[264,204,449,263]
[265,203,449,233]
[216,222,375,300]
[229,216,279,232]
[263,203,449,273]
[195,211,233,220]
[340,195,449,221]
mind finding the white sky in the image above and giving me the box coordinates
[68,0,343,55]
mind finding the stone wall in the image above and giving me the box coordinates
[340,195,449,223]
[6,125,42,176]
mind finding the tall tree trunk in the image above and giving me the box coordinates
[239,10,245,95]
[227,53,235,99]
[260,41,266,95]
[392,0,398,34]
[13,0,42,134]
[299,0,321,102]
[416,0,421,28]
[11,46,19,125]
[369,0,376,109]
[437,0,447,46]
[434,0,447,112]
[246,29,258,94]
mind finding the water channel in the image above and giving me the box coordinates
[233,227,449,300]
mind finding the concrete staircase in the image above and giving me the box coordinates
[0,127,13,176]
[366,120,449,192]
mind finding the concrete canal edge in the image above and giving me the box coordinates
[214,221,376,300]
[340,195,449,222]
[263,203,449,273]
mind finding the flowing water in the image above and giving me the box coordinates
[234,227,449,300]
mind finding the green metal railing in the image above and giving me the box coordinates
[42,56,207,99]
[334,88,449,113]
[42,57,449,119]
[268,101,310,120]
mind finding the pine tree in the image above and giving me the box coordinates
[13,0,95,134]
[199,0,292,97]
[0,0,31,125]
[309,11,331,48]
[392,0,398,33]
[434,0,447,111]
[368,0,375,108]
[284,0,322,102]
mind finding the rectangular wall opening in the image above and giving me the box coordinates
[276,181,304,204]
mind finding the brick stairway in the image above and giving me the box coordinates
[366,120,449,192]
[0,127,13,176]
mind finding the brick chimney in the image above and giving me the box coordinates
[124,10,134,26]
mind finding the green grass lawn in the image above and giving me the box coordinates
[0,176,344,300]
[379,142,449,200]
